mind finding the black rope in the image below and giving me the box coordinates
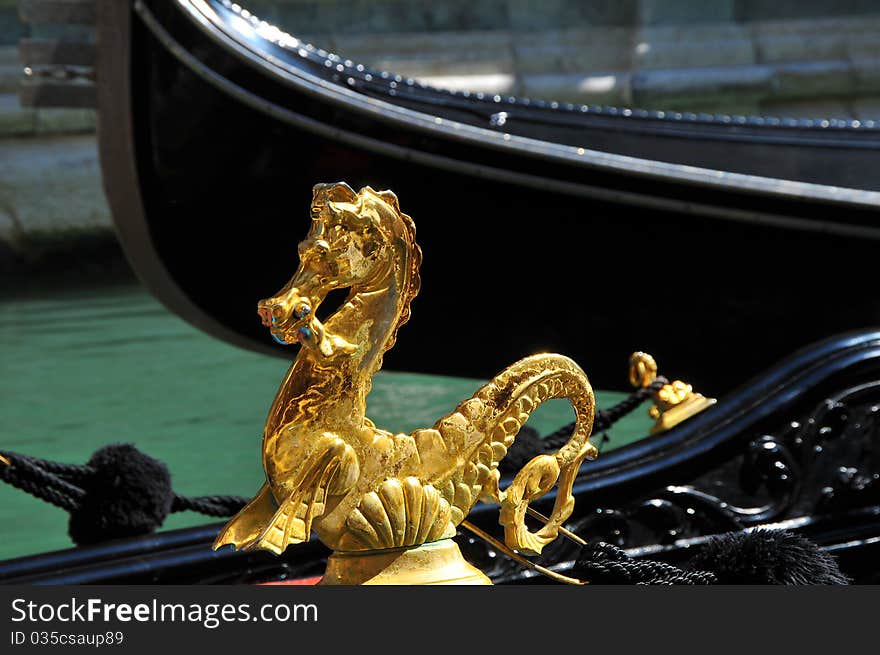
[497,376,666,474]
[543,376,668,450]
[0,380,662,521]
[0,382,667,554]
[1,448,719,584]
[573,541,717,585]
[171,494,248,517]
[8,453,93,481]
[0,452,85,512]
[0,450,251,519]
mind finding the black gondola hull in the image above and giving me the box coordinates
[94,0,880,392]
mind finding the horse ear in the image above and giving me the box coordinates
[312,182,358,210]
[371,188,401,213]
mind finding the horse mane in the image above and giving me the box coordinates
[369,188,422,354]
[313,183,422,357]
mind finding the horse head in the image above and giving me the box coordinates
[257,182,421,357]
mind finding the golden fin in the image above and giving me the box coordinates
[212,483,277,551]
[242,434,359,555]
[247,494,311,555]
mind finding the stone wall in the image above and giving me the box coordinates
[277,1,880,118]
[317,18,880,118]
[1,0,100,263]
[238,0,880,35]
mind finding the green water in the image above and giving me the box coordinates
[0,284,651,560]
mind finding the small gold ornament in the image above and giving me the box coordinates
[628,352,716,434]
[214,183,598,584]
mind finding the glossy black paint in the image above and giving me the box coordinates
[200,0,880,190]
[112,0,880,393]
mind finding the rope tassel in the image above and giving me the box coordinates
[0,445,247,545]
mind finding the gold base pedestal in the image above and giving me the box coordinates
[320,538,492,585]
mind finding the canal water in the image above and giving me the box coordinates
[0,283,649,560]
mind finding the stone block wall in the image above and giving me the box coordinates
[264,0,880,118]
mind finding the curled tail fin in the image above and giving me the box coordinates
[412,354,596,552]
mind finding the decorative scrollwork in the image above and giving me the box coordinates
[508,385,880,560]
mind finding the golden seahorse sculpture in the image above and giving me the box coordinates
[213,182,598,584]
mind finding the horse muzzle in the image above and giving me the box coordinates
[258,293,316,345]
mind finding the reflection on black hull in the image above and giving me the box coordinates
[96,0,880,392]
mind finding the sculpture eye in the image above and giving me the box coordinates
[294,302,312,319]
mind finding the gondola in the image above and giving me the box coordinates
[98,0,880,391]
[2,0,879,584]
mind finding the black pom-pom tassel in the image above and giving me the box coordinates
[68,444,174,545]
[687,529,848,585]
